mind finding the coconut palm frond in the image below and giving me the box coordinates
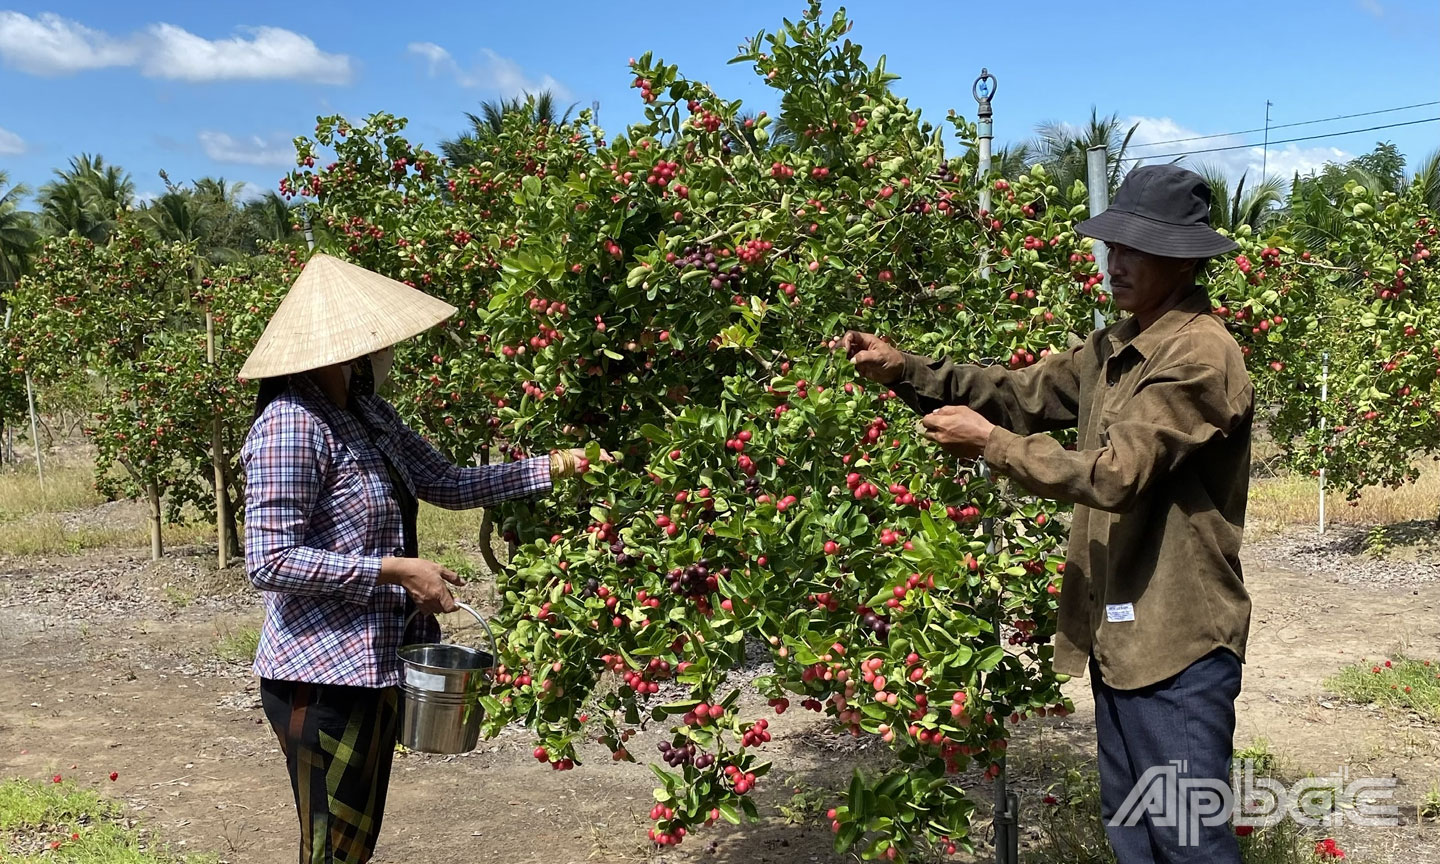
[1408,148,1440,212]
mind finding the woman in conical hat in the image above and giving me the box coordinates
[239,254,606,863]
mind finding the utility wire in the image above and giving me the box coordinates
[1119,116,1440,163]
[1126,100,1440,149]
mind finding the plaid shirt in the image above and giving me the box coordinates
[241,375,551,687]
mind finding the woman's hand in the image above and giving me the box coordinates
[379,557,464,615]
[550,447,615,478]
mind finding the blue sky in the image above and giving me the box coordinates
[1,0,1437,204]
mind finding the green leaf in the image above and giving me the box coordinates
[976,645,1005,671]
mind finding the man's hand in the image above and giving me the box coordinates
[380,557,464,615]
[838,331,905,384]
[920,406,996,459]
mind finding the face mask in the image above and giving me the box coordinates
[369,346,395,391]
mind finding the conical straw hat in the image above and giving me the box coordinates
[239,254,457,380]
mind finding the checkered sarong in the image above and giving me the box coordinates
[260,679,399,863]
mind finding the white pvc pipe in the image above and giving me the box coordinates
[1086,146,1110,331]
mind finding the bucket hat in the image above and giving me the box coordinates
[1076,164,1239,258]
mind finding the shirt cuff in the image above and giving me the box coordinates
[524,455,555,494]
[897,352,929,385]
[345,554,385,604]
[983,426,1020,475]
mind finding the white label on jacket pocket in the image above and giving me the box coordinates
[1105,603,1135,623]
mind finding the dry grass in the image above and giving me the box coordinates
[0,515,213,557]
[1247,459,1440,531]
[1,452,1433,558]
[416,504,488,561]
[0,463,104,519]
[0,464,212,556]
[0,462,493,561]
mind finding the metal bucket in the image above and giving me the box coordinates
[397,603,496,755]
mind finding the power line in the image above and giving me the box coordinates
[1120,116,1440,163]
[1127,100,1440,149]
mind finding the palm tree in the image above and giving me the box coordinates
[1196,165,1286,234]
[38,179,109,242]
[1282,143,1412,252]
[144,190,210,244]
[192,177,246,210]
[81,156,136,219]
[1410,148,1440,213]
[145,172,265,263]
[472,91,577,135]
[245,192,298,245]
[992,144,1031,180]
[37,154,134,241]
[441,90,579,165]
[732,111,797,152]
[0,171,39,288]
[1027,108,1138,194]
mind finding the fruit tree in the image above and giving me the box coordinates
[281,3,1117,858]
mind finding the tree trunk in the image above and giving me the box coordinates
[146,480,164,561]
[211,417,229,569]
[224,486,242,559]
[206,311,229,569]
[478,508,506,578]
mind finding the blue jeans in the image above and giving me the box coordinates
[1091,648,1243,864]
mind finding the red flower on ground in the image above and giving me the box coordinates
[1315,838,1346,859]
[1234,825,1254,837]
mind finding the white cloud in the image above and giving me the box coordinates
[0,126,24,156]
[1124,115,1352,184]
[143,24,352,84]
[0,11,137,75]
[407,42,569,98]
[0,12,351,84]
[198,131,297,167]
[1358,0,1384,16]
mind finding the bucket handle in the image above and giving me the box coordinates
[404,602,498,669]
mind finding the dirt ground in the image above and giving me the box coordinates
[2,525,1439,863]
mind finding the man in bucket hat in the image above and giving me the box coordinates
[842,164,1253,863]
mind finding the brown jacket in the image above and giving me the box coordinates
[892,287,1254,689]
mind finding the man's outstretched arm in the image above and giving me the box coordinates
[840,330,1084,435]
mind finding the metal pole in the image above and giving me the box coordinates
[976,457,1016,864]
[974,69,996,282]
[1262,100,1272,183]
[1319,352,1328,534]
[1086,145,1111,332]
[302,207,316,251]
